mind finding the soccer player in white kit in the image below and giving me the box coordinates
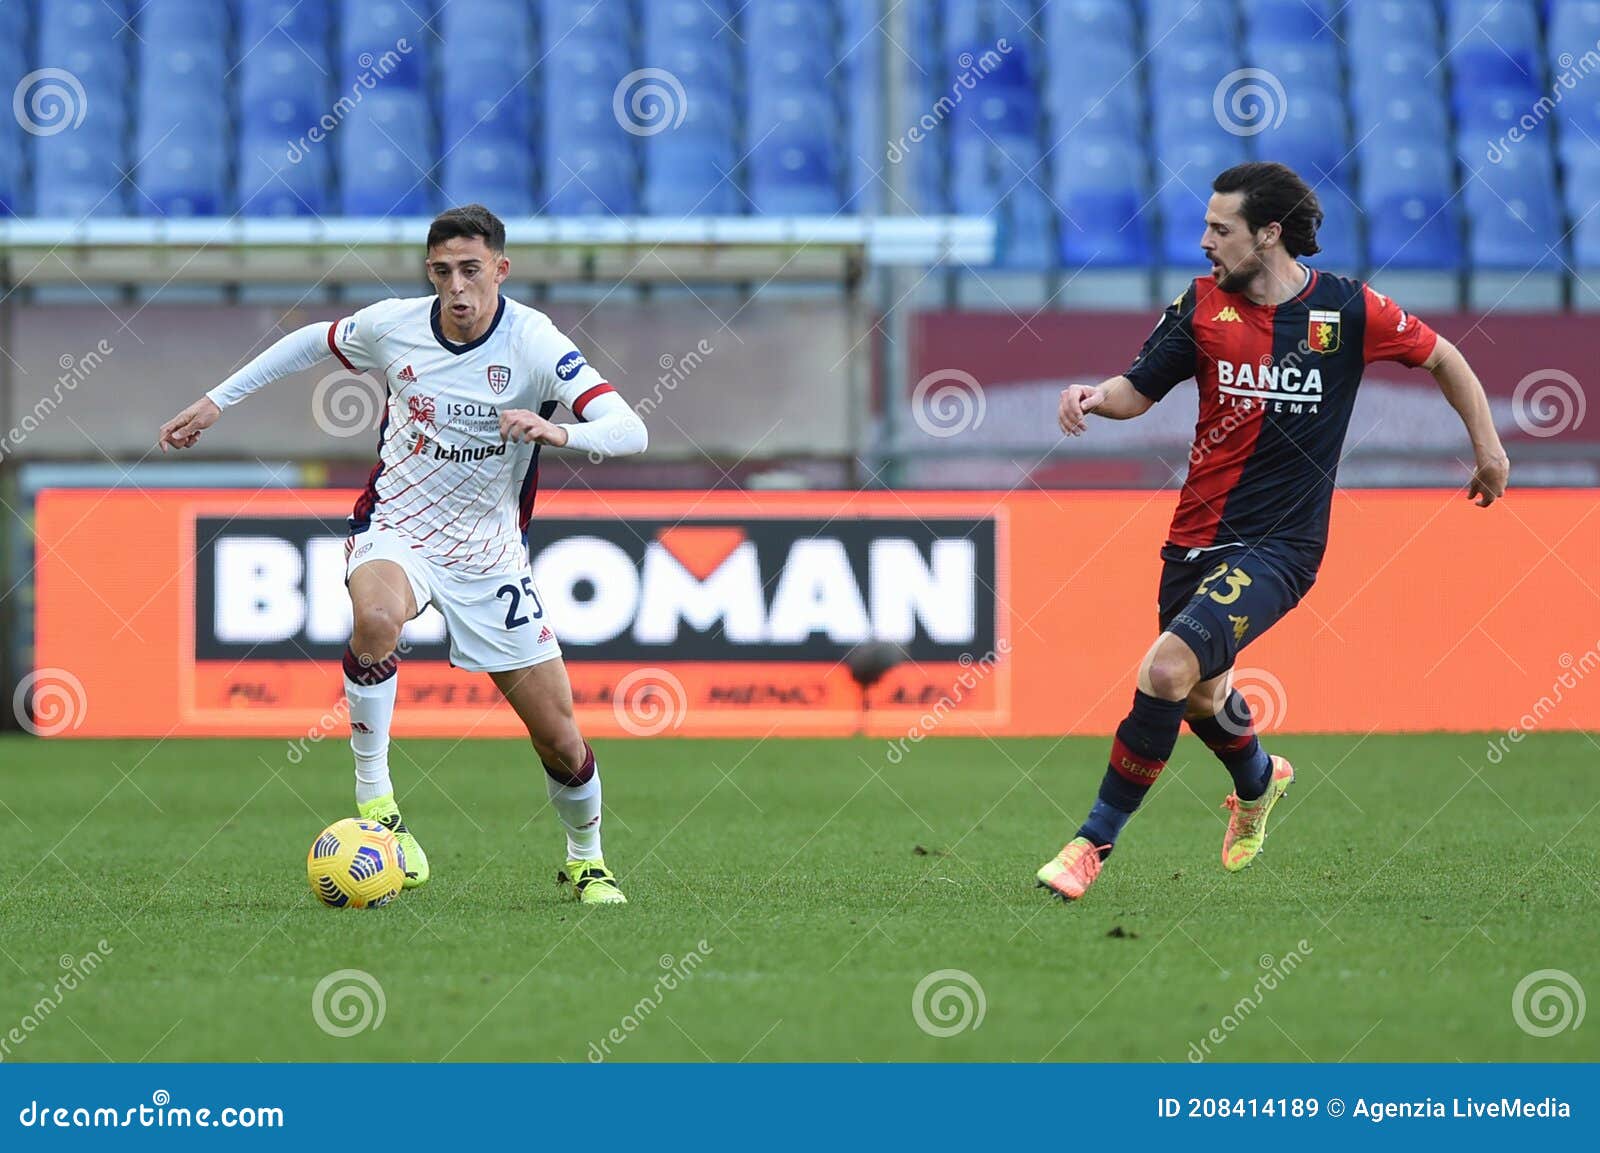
[158,205,647,904]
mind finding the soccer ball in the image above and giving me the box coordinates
[306,818,407,909]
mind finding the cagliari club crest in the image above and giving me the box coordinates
[1308,310,1341,354]
[486,365,511,394]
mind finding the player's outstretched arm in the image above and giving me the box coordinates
[1058,375,1155,436]
[1422,337,1510,507]
[500,391,647,457]
[157,322,334,452]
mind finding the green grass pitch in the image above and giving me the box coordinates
[0,732,1595,1063]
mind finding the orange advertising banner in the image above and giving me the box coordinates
[32,487,1600,738]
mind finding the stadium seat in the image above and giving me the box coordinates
[1044,0,1137,47]
[1348,0,1440,54]
[1146,0,1239,49]
[1469,197,1563,270]
[749,127,842,215]
[137,133,229,216]
[337,93,436,216]
[238,138,333,216]
[138,0,227,44]
[1241,0,1339,42]
[32,135,128,218]
[1251,89,1351,187]
[339,0,432,91]
[544,142,639,216]
[238,0,330,44]
[1303,189,1362,271]
[1358,141,1456,207]
[1058,190,1154,267]
[1366,193,1464,270]
[442,134,536,217]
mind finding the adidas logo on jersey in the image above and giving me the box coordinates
[1212,307,1242,323]
[397,365,418,383]
[537,625,554,644]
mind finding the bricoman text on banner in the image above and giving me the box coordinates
[194,515,999,665]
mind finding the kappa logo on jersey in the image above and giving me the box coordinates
[397,365,419,384]
[407,395,436,426]
[555,350,587,381]
[1212,307,1242,323]
[486,364,511,394]
[1308,310,1341,353]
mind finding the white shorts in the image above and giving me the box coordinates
[345,525,562,673]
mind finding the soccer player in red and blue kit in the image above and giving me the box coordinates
[1037,162,1511,901]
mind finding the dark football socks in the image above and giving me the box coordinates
[1188,690,1273,801]
[1076,690,1188,855]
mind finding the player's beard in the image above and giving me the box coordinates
[1214,252,1263,294]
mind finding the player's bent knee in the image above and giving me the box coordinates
[1142,637,1202,701]
[349,602,403,664]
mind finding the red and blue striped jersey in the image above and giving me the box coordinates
[1125,270,1438,560]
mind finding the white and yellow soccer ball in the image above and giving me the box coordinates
[307,818,407,909]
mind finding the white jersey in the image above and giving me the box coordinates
[328,294,616,576]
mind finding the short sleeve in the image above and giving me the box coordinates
[524,321,616,418]
[1125,282,1200,401]
[1362,284,1438,367]
[326,305,385,374]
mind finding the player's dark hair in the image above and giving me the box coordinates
[1212,162,1323,257]
[426,204,506,254]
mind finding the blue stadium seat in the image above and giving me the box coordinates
[238,0,330,44]
[1352,90,1452,146]
[1358,141,1456,206]
[442,133,536,216]
[1572,212,1600,268]
[339,0,431,91]
[238,138,333,216]
[1044,0,1137,47]
[541,0,631,42]
[1550,1,1600,67]
[1241,0,1339,42]
[337,93,436,216]
[1348,0,1439,54]
[440,0,532,43]
[1349,42,1447,102]
[1058,191,1154,267]
[644,149,742,216]
[138,132,228,216]
[1252,89,1351,187]
[1366,193,1463,269]
[39,0,130,48]
[0,119,23,215]
[1447,0,1543,102]
[1469,198,1563,270]
[138,0,227,44]
[543,141,639,215]
[1146,0,1239,48]
[32,135,128,218]
[1246,41,1343,97]
[996,184,1057,269]
[749,126,842,215]
[1303,190,1362,271]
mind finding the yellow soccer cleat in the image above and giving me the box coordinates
[566,858,627,905]
[1221,756,1295,873]
[358,794,430,888]
[1035,836,1109,901]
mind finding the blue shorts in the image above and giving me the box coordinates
[1157,542,1318,681]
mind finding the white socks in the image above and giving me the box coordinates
[544,741,604,861]
[343,648,398,807]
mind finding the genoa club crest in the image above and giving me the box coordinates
[1307,310,1341,354]
[486,364,511,394]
